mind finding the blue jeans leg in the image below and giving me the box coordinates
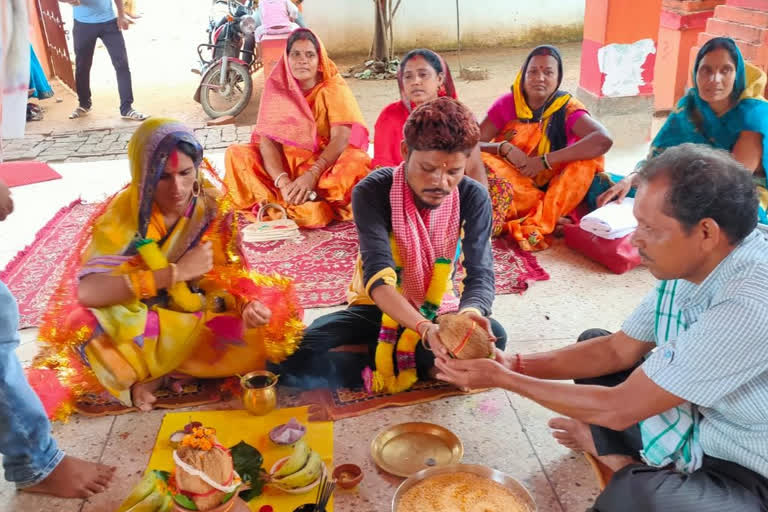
[0,282,64,487]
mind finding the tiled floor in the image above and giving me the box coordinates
[0,146,653,512]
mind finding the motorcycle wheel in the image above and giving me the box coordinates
[200,61,253,119]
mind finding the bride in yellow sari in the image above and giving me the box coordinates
[35,119,302,416]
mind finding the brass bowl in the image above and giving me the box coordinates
[240,370,278,416]
[391,463,537,512]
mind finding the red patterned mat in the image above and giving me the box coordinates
[2,202,549,328]
[1,200,96,329]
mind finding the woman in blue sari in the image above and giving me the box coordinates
[29,45,53,100]
[594,37,768,222]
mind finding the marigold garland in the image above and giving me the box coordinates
[367,237,452,394]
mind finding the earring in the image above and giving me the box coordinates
[192,180,201,197]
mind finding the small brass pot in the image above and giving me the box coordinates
[241,370,278,416]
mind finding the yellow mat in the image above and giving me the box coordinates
[147,407,334,512]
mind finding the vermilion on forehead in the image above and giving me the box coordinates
[164,150,192,174]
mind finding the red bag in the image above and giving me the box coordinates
[563,224,641,274]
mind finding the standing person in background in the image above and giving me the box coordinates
[1,0,30,139]
[59,0,149,121]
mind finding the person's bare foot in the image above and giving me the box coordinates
[549,417,637,472]
[554,216,574,238]
[22,455,116,499]
[165,374,196,394]
[131,378,164,411]
[549,417,598,456]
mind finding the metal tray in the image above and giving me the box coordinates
[370,422,463,477]
[391,463,537,512]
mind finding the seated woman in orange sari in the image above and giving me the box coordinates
[224,28,371,228]
[479,45,613,250]
[35,119,302,416]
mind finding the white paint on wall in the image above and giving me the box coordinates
[302,0,585,55]
[597,39,656,97]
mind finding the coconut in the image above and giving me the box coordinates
[175,440,234,511]
[436,313,494,360]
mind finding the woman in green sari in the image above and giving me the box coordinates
[594,37,768,222]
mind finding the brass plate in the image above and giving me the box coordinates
[371,422,463,477]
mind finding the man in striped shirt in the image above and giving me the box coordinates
[436,143,768,511]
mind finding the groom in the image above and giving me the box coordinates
[280,97,506,389]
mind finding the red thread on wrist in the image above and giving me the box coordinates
[514,353,525,374]
[415,319,431,338]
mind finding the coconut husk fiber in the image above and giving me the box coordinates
[436,313,494,359]
[176,443,234,511]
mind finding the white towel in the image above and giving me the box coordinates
[580,198,637,239]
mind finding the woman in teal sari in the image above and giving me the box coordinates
[594,37,768,222]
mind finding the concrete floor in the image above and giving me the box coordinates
[0,146,654,512]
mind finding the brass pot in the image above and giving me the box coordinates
[240,370,278,415]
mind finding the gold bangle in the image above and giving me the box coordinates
[169,263,178,287]
[123,274,137,297]
[542,153,552,170]
[273,172,289,188]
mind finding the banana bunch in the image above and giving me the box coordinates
[116,470,173,512]
[271,439,325,490]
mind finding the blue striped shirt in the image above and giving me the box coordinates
[623,229,768,478]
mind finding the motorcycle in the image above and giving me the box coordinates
[194,0,261,119]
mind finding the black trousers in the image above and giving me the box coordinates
[73,19,134,115]
[278,305,507,389]
[577,329,768,512]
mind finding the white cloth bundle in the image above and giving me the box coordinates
[580,198,637,239]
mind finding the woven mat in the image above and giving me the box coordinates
[305,380,485,421]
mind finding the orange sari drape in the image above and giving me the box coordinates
[224,29,370,228]
[482,99,603,251]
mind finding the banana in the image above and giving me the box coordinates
[272,451,324,490]
[273,438,310,478]
[123,487,170,512]
[116,470,165,512]
[158,494,173,512]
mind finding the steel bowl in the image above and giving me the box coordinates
[391,463,536,512]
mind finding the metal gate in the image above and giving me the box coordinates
[36,0,76,91]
